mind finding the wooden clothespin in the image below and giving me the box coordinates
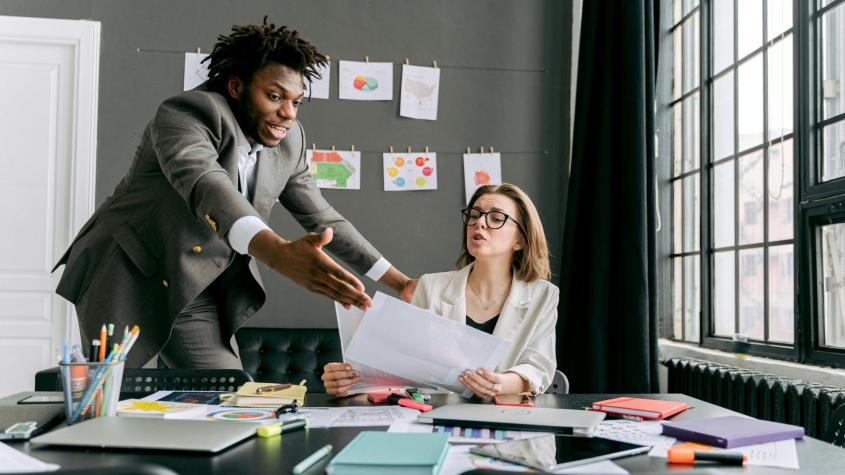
[312,143,317,151]
[389,146,394,153]
[331,145,336,151]
[424,146,429,153]
[350,144,356,152]
[466,147,471,154]
[432,60,438,68]
[407,146,412,154]
[196,47,202,54]
[480,146,486,154]
[365,56,369,63]
[405,57,410,65]
[490,146,496,154]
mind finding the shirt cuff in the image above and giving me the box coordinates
[228,216,271,255]
[364,257,391,282]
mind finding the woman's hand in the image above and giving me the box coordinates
[459,368,506,399]
[321,362,360,397]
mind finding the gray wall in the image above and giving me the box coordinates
[1,0,571,328]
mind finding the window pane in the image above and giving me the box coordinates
[821,3,845,120]
[683,0,698,16]
[674,257,683,340]
[674,0,682,25]
[769,244,794,343]
[683,14,700,95]
[714,73,735,160]
[673,103,683,176]
[821,223,845,349]
[683,174,700,252]
[738,150,764,244]
[821,120,845,182]
[714,161,735,248]
[737,0,763,59]
[768,36,794,138]
[684,255,701,342]
[739,247,765,340]
[674,180,682,253]
[768,139,794,241]
[767,0,793,42]
[738,53,764,150]
[683,93,700,171]
[714,250,736,337]
[713,0,734,74]
[674,28,683,99]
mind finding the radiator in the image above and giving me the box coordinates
[664,357,845,439]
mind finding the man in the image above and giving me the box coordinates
[54,20,415,369]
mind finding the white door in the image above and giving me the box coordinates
[0,16,99,396]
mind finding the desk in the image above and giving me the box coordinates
[3,393,844,474]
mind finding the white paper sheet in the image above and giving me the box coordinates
[345,292,509,396]
[463,152,503,203]
[338,60,393,100]
[650,439,800,470]
[306,149,361,189]
[593,420,675,448]
[307,62,330,99]
[183,52,209,91]
[383,152,438,191]
[400,64,440,120]
[0,441,59,473]
[388,420,548,445]
[287,406,419,428]
[439,445,629,475]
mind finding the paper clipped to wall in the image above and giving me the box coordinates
[306,149,361,189]
[183,52,209,91]
[400,64,440,120]
[463,152,502,202]
[338,60,393,100]
[307,62,330,99]
[383,152,437,191]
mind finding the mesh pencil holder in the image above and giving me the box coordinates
[60,360,125,424]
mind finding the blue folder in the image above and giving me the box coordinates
[326,431,450,475]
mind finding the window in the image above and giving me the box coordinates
[659,0,845,366]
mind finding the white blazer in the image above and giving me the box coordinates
[412,263,559,394]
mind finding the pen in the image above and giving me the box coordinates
[668,446,746,465]
[292,444,333,475]
[257,383,292,394]
[89,339,100,362]
[256,418,307,438]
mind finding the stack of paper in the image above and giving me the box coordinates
[224,382,307,407]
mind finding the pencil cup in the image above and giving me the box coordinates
[60,360,125,424]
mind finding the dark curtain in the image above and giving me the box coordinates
[557,0,660,393]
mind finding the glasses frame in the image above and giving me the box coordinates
[461,207,526,235]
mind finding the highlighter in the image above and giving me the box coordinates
[667,445,746,465]
[387,393,433,412]
[257,418,307,438]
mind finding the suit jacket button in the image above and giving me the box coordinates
[162,280,169,288]
[192,245,203,254]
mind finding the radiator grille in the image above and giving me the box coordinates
[664,357,845,439]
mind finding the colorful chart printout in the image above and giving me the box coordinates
[306,149,361,189]
[463,153,502,202]
[400,65,440,120]
[307,62,330,99]
[383,153,437,191]
[183,52,209,91]
[338,60,393,101]
[206,408,276,421]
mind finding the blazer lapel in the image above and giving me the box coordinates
[251,147,279,220]
[492,276,530,340]
[440,264,473,323]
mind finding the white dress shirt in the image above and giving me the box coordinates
[226,126,390,281]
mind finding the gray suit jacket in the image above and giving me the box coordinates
[55,88,382,367]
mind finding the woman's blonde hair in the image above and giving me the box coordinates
[457,183,550,282]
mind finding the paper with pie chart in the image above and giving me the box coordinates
[400,64,440,120]
[338,60,393,101]
[306,149,361,189]
[183,52,210,91]
[383,152,437,191]
[463,153,502,202]
[306,62,331,99]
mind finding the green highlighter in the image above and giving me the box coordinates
[256,419,307,438]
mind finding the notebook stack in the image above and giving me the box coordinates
[326,431,449,475]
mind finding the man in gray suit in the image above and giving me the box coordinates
[54,20,415,369]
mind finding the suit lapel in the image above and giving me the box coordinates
[251,147,279,220]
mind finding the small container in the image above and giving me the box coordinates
[60,360,125,424]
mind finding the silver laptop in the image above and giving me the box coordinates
[31,417,258,452]
[417,404,605,434]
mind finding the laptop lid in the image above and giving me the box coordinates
[31,417,258,453]
[416,404,605,434]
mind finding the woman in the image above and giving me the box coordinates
[322,184,558,398]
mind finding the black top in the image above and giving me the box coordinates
[466,315,499,334]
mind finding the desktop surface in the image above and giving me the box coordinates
[3,393,843,474]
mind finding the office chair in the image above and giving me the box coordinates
[546,370,570,395]
[120,368,252,396]
[823,403,845,448]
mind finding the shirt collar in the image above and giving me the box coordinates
[235,123,264,156]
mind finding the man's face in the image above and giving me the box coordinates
[228,63,305,147]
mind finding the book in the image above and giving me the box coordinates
[326,431,449,475]
[116,400,207,419]
[660,415,804,448]
[224,381,307,407]
[591,397,688,420]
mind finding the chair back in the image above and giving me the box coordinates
[120,369,252,396]
[824,403,845,447]
[546,370,570,395]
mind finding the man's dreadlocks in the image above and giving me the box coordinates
[204,17,327,94]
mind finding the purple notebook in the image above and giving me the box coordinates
[661,416,804,448]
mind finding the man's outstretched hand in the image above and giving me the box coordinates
[250,228,372,310]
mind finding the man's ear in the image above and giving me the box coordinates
[226,76,244,100]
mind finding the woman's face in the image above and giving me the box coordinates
[465,193,523,261]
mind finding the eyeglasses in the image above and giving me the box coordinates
[461,208,525,234]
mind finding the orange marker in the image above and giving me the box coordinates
[98,324,107,362]
[668,445,746,465]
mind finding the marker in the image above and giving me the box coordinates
[98,324,107,361]
[256,418,307,438]
[90,340,100,362]
[292,444,333,475]
[668,446,746,466]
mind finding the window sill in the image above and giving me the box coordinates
[658,338,845,390]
